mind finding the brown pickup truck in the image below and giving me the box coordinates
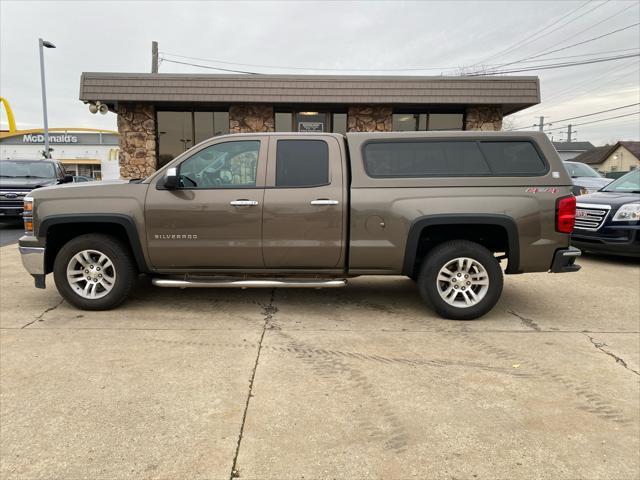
[18,131,580,319]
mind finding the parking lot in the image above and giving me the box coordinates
[0,244,638,479]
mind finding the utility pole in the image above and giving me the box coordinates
[538,116,544,132]
[151,41,158,73]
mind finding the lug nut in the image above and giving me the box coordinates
[96,267,100,271]
[467,281,471,285]
[90,265,94,269]
[464,274,468,278]
[85,270,89,273]
[452,278,457,282]
[457,273,461,277]
[454,285,459,289]
[98,274,102,278]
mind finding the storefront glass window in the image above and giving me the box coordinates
[332,113,347,134]
[275,112,293,132]
[392,114,418,131]
[296,112,326,132]
[157,110,229,167]
[392,113,464,131]
[428,113,464,131]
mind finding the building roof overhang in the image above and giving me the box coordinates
[79,72,540,116]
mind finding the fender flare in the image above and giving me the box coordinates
[38,213,149,273]
[402,214,521,275]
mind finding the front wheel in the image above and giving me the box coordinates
[53,234,137,310]
[417,240,503,320]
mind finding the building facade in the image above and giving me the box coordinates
[572,141,640,174]
[552,141,595,161]
[79,73,540,179]
[0,129,120,180]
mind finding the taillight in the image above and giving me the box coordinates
[556,195,576,234]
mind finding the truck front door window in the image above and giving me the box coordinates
[179,141,260,188]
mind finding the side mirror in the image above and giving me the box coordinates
[61,175,74,184]
[164,167,179,189]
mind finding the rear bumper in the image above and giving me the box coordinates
[549,247,581,273]
[572,225,640,258]
[18,246,46,288]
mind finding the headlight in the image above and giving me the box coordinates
[23,196,34,234]
[612,202,640,222]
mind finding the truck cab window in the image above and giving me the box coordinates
[178,140,260,188]
[276,140,329,187]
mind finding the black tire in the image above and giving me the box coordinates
[53,234,137,310]
[417,240,503,320]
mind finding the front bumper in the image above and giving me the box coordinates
[549,247,582,273]
[18,246,46,288]
[572,225,640,258]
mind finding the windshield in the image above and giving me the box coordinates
[0,161,56,179]
[563,162,601,178]
[602,169,640,193]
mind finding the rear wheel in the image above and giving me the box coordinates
[417,240,503,320]
[53,234,136,310]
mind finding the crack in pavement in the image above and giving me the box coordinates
[507,309,541,331]
[229,289,276,480]
[584,333,640,376]
[20,298,64,329]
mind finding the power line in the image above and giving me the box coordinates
[544,111,640,131]
[162,51,638,76]
[531,1,639,58]
[509,103,640,130]
[160,51,462,73]
[487,22,640,72]
[471,0,593,66]
[159,58,259,74]
[469,52,639,75]
[162,47,639,72]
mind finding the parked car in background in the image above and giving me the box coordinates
[563,160,612,195]
[73,175,96,183]
[0,159,72,217]
[572,169,640,257]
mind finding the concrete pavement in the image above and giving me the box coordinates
[1,244,638,479]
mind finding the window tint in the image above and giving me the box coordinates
[363,141,491,177]
[179,141,260,188]
[480,142,547,175]
[276,140,329,187]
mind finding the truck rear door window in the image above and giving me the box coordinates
[479,141,547,175]
[363,141,491,177]
[276,140,329,187]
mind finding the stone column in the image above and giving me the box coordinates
[229,105,275,133]
[347,106,392,132]
[464,106,503,131]
[117,103,157,179]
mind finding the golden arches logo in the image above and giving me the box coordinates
[0,97,17,132]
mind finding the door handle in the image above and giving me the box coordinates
[230,200,259,206]
[310,199,339,206]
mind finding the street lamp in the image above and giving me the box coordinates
[38,38,55,159]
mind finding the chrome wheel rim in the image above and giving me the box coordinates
[436,257,489,308]
[66,249,116,299]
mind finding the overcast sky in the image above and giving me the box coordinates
[1,0,638,145]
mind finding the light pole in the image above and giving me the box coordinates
[38,38,55,159]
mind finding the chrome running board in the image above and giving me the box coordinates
[152,278,347,289]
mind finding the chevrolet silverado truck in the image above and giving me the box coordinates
[18,131,581,320]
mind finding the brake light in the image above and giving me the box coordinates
[556,195,576,234]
